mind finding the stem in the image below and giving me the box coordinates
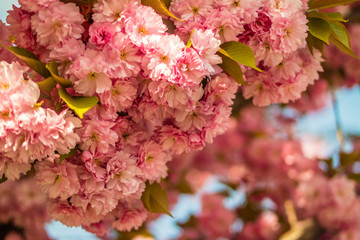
[284,200,297,227]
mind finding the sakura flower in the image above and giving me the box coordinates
[35,160,81,200]
[100,79,138,112]
[71,49,112,96]
[270,12,308,53]
[93,0,140,25]
[77,119,118,154]
[104,33,141,79]
[89,22,117,50]
[124,5,167,46]
[31,2,84,49]
[112,205,148,232]
[142,35,184,81]
[190,29,222,74]
[106,151,144,199]
[170,0,214,21]
[138,141,171,183]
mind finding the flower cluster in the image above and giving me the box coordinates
[2,0,239,233]
[0,178,50,240]
[0,61,79,180]
[1,0,357,237]
[170,0,324,106]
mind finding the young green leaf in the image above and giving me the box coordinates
[4,46,51,78]
[307,11,348,23]
[329,35,358,58]
[328,21,351,48]
[142,0,182,21]
[307,18,332,44]
[186,29,195,48]
[46,61,73,88]
[141,181,173,217]
[58,87,99,119]
[59,146,79,164]
[325,12,348,22]
[37,76,56,93]
[218,53,247,85]
[219,41,262,72]
[309,0,360,10]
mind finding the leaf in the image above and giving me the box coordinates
[0,175,7,184]
[306,33,325,55]
[59,146,79,164]
[37,76,56,93]
[328,21,351,48]
[219,41,262,72]
[58,87,99,119]
[161,0,171,8]
[307,18,332,44]
[141,0,182,21]
[141,181,173,217]
[307,11,348,23]
[309,0,360,10]
[46,61,73,88]
[218,52,248,85]
[325,12,348,22]
[329,34,358,59]
[4,46,50,78]
[186,29,195,48]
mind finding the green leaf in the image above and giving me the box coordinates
[4,46,50,78]
[141,181,173,217]
[307,18,332,44]
[46,61,73,88]
[37,76,56,93]
[186,29,195,48]
[141,0,182,21]
[218,53,248,85]
[219,41,262,72]
[59,146,79,164]
[325,12,348,22]
[328,21,351,48]
[306,33,325,55]
[330,34,358,59]
[307,11,348,23]
[58,87,99,119]
[309,0,360,10]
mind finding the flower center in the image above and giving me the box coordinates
[192,7,199,14]
[0,82,10,90]
[88,72,97,80]
[1,110,9,119]
[91,132,100,142]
